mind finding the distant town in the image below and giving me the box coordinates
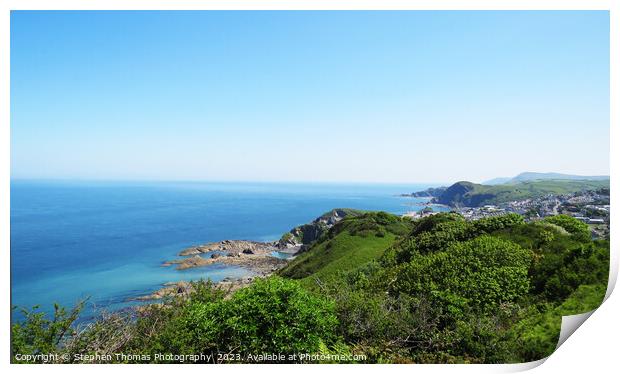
[404,187,610,239]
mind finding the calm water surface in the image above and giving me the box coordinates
[11,180,443,318]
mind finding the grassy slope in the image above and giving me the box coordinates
[281,208,366,245]
[280,231,397,288]
[280,212,411,288]
[446,179,609,207]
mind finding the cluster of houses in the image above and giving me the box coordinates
[456,205,507,220]
[403,189,610,231]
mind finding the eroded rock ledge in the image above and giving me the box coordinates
[162,240,289,272]
[178,240,272,256]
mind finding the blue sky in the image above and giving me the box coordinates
[11,11,609,183]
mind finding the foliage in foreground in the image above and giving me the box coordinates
[12,302,85,362]
[11,212,609,364]
[282,213,608,363]
[12,278,338,363]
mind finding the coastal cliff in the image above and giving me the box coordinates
[416,179,610,208]
[400,186,447,198]
[276,208,364,250]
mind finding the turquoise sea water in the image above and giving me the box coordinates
[11,180,442,319]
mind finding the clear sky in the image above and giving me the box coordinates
[10,11,609,184]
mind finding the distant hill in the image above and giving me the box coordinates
[434,181,478,206]
[483,177,512,185]
[483,172,609,185]
[510,172,609,183]
[433,179,610,207]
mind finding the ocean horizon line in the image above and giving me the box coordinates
[9,177,448,187]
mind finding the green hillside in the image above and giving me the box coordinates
[435,179,609,207]
[277,208,366,248]
[12,211,609,364]
[279,212,412,287]
[280,212,608,363]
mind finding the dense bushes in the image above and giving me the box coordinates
[529,239,609,302]
[393,236,532,316]
[12,277,338,363]
[150,277,337,362]
[299,212,608,363]
[138,277,337,360]
[11,212,610,364]
[389,213,524,263]
[472,213,524,234]
[221,277,338,355]
[544,214,591,242]
[11,302,84,363]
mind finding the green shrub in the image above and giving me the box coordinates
[533,221,569,236]
[529,239,609,302]
[224,276,338,356]
[12,302,84,363]
[393,216,475,263]
[324,273,442,363]
[141,277,337,361]
[472,213,524,234]
[544,215,590,242]
[393,236,532,315]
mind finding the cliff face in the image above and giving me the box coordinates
[434,181,476,206]
[276,208,364,249]
[409,186,447,198]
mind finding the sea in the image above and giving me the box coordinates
[10,180,444,320]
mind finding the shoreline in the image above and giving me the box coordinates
[162,239,299,272]
[136,240,302,301]
[142,208,373,302]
